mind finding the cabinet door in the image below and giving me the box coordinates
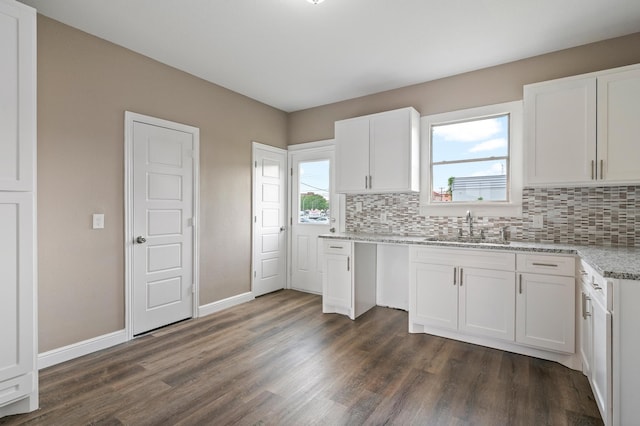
[524,78,596,185]
[579,287,593,377]
[335,117,370,193]
[516,273,575,353]
[411,263,458,330]
[597,68,640,183]
[591,297,608,419]
[459,268,515,341]
[0,193,35,384]
[0,1,35,191]
[323,253,352,311]
[369,108,417,192]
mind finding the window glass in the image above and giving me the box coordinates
[431,114,509,203]
[298,160,330,224]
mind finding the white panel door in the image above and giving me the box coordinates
[524,77,596,185]
[369,108,411,192]
[411,262,458,331]
[335,117,370,193]
[0,0,35,191]
[0,193,34,386]
[253,144,287,297]
[459,267,515,341]
[597,68,640,182]
[290,146,337,294]
[132,121,194,335]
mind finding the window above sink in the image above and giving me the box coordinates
[420,101,524,218]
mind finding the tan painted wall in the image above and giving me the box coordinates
[37,16,288,352]
[288,32,640,145]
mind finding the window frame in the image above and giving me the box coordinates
[419,100,523,217]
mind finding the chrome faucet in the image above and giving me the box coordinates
[466,211,473,237]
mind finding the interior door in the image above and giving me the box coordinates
[253,144,287,297]
[290,146,337,294]
[132,119,195,335]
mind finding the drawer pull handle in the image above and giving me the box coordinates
[532,262,558,267]
[329,246,343,249]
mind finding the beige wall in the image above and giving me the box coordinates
[37,16,287,352]
[288,32,640,145]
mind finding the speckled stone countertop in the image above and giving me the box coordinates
[319,232,640,281]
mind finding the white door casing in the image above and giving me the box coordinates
[125,112,199,338]
[288,142,337,294]
[252,143,287,297]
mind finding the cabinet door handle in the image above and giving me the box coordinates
[453,267,457,286]
[591,160,594,180]
[585,295,591,317]
[581,293,586,319]
[459,268,463,286]
[364,176,368,189]
[347,256,350,272]
[369,175,372,189]
[519,274,523,294]
[532,262,558,267]
[600,159,604,180]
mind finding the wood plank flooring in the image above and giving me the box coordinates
[1,290,602,425]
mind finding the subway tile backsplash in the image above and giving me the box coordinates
[345,186,640,247]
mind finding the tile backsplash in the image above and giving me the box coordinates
[345,186,640,247]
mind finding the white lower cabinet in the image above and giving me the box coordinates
[410,247,516,341]
[322,240,377,320]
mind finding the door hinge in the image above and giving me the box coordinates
[254,216,257,223]
[290,217,293,226]
[254,271,257,278]
[191,285,196,294]
[255,161,257,168]
[291,167,293,176]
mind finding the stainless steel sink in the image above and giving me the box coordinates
[422,237,510,245]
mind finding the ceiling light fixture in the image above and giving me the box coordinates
[307,0,325,4]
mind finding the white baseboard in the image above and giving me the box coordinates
[198,292,254,318]
[38,329,127,370]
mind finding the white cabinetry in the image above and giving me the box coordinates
[524,64,640,186]
[515,254,575,353]
[0,0,37,418]
[409,247,516,342]
[335,107,419,193]
[322,240,376,320]
[579,260,612,425]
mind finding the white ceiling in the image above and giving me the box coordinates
[19,0,640,112]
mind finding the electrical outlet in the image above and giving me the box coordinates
[532,215,544,229]
[380,212,387,223]
[355,201,363,213]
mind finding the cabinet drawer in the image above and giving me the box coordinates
[517,254,575,277]
[410,247,515,271]
[0,373,33,407]
[324,240,352,255]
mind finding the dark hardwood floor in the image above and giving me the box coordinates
[1,290,602,426]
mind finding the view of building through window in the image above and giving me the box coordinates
[298,160,330,224]
[431,114,509,203]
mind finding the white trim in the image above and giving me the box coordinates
[198,292,255,318]
[419,100,523,218]
[124,112,200,341]
[287,139,335,151]
[37,330,127,370]
[251,142,288,296]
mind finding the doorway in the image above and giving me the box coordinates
[288,142,339,294]
[124,112,200,337]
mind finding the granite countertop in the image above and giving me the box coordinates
[319,232,640,281]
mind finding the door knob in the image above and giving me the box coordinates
[136,236,147,244]
[280,226,286,232]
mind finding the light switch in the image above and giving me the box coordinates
[92,213,105,229]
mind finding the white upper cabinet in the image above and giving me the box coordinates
[335,107,419,193]
[0,0,36,192]
[597,68,640,183]
[524,64,640,186]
